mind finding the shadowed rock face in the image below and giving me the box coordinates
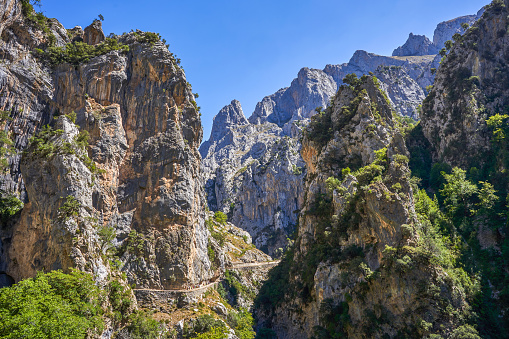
[0,0,211,289]
[421,1,509,168]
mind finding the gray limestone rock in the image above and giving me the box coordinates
[374,66,427,119]
[201,100,305,256]
[392,33,438,56]
[249,67,337,127]
[433,11,482,50]
[0,0,212,292]
[392,10,482,59]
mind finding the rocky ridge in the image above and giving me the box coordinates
[421,1,508,167]
[200,100,305,256]
[0,0,211,293]
[255,75,477,339]
[200,9,482,258]
[392,11,483,57]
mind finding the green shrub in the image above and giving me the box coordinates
[0,111,14,172]
[126,230,145,254]
[193,327,228,339]
[0,269,104,338]
[28,124,64,158]
[127,311,163,339]
[343,73,361,87]
[108,279,133,323]
[208,243,216,264]
[0,193,23,222]
[184,314,227,338]
[227,309,255,339]
[214,211,227,224]
[135,32,161,45]
[58,195,80,221]
[449,325,481,339]
[306,108,333,147]
[36,39,129,66]
[325,176,341,192]
[98,225,116,253]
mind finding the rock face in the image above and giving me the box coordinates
[255,76,475,338]
[374,65,428,118]
[0,0,211,290]
[201,9,484,259]
[392,11,483,58]
[83,20,105,45]
[249,67,337,127]
[392,33,438,56]
[421,1,508,167]
[200,100,305,256]
[433,12,483,50]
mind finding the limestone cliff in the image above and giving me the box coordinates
[392,33,439,57]
[422,0,509,167]
[254,76,477,338]
[392,12,482,57]
[0,0,211,291]
[200,100,305,256]
[200,10,482,261]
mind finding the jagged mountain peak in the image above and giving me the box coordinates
[392,33,438,56]
[209,99,249,142]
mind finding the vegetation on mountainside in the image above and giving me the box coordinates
[25,114,104,177]
[408,103,509,336]
[0,270,170,339]
[0,192,23,223]
[35,38,129,66]
[181,308,254,339]
[0,270,105,338]
[20,0,56,45]
[256,73,500,338]
[0,111,22,223]
[213,211,228,224]
[0,111,14,173]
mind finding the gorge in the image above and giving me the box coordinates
[0,0,508,338]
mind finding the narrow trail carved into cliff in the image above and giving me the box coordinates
[133,260,281,293]
[225,260,281,270]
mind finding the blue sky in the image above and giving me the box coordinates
[39,0,490,140]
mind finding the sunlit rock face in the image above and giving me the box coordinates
[0,0,211,290]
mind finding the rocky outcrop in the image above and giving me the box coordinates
[249,67,337,127]
[421,1,508,167]
[374,65,428,118]
[392,11,482,58]
[392,33,438,56]
[200,100,305,256]
[433,11,482,50]
[255,76,475,338]
[0,0,211,291]
[83,20,105,45]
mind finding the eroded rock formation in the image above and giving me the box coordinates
[255,76,476,338]
[0,0,211,290]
